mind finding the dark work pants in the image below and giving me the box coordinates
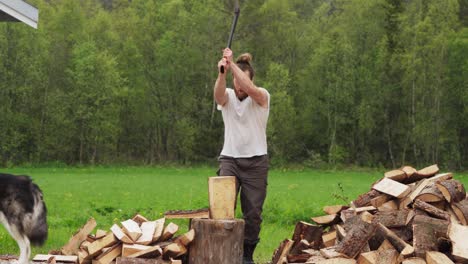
[217,155,269,244]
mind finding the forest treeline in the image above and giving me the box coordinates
[0,0,467,169]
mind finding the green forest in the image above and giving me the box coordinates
[0,0,467,169]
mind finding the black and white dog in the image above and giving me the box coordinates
[0,173,48,264]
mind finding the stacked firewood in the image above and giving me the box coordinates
[34,214,195,264]
[271,164,468,264]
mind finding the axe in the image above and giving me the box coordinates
[220,0,240,74]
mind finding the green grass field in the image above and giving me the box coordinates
[0,166,467,263]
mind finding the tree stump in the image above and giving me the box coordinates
[189,218,244,264]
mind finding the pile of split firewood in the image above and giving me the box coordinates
[271,164,468,264]
[33,213,199,264]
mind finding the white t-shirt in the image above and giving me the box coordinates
[217,88,270,158]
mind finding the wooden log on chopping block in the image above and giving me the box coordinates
[451,199,468,225]
[208,176,236,219]
[189,218,244,264]
[436,179,466,203]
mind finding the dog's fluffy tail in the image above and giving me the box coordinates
[24,180,48,246]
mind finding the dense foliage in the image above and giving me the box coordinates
[0,0,467,169]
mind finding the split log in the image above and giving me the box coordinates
[311,214,340,226]
[375,209,409,228]
[335,214,378,258]
[436,180,466,203]
[289,239,310,255]
[319,246,344,259]
[315,258,356,264]
[451,199,468,225]
[401,258,427,264]
[95,230,107,239]
[357,249,398,264]
[152,218,165,242]
[352,190,381,207]
[87,233,118,256]
[354,206,377,214]
[372,178,411,198]
[131,214,148,225]
[286,253,311,263]
[160,222,179,241]
[33,255,78,263]
[340,209,356,222]
[291,221,323,249]
[189,218,244,264]
[93,243,122,264]
[271,239,294,264]
[399,173,452,209]
[116,257,175,264]
[136,221,158,245]
[164,208,210,219]
[127,245,162,258]
[405,165,439,183]
[413,199,450,221]
[110,224,133,244]
[378,240,394,251]
[122,244,152,257]
[425,251,454,264]
[208,176,236,219]
[370,195,392,208]
[322,231,337,248]
[448,222,468,262]
[323,205,349,215]
[375,223,414,257]
[62,218,97,255]
[121,220,142,242]
[162,243,187,259]
[334,225,346,243]
[412,215,449,258]
[415,184,444,203]
[173,229,195,247]
[401,166,417,178]
[384,169,407,182]
[378,200,399,211]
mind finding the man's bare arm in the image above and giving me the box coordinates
[214,58,228,106]
[230,62,268,107]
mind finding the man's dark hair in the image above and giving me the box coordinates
[236,53,255,80]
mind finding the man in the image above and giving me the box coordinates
[214,48,270,264]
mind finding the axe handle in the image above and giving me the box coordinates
[220,7,240,74]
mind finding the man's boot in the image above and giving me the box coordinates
[243,242,257,264]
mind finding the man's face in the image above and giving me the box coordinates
[233,70,250,101]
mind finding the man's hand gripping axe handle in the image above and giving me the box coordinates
[220,2,240,74]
